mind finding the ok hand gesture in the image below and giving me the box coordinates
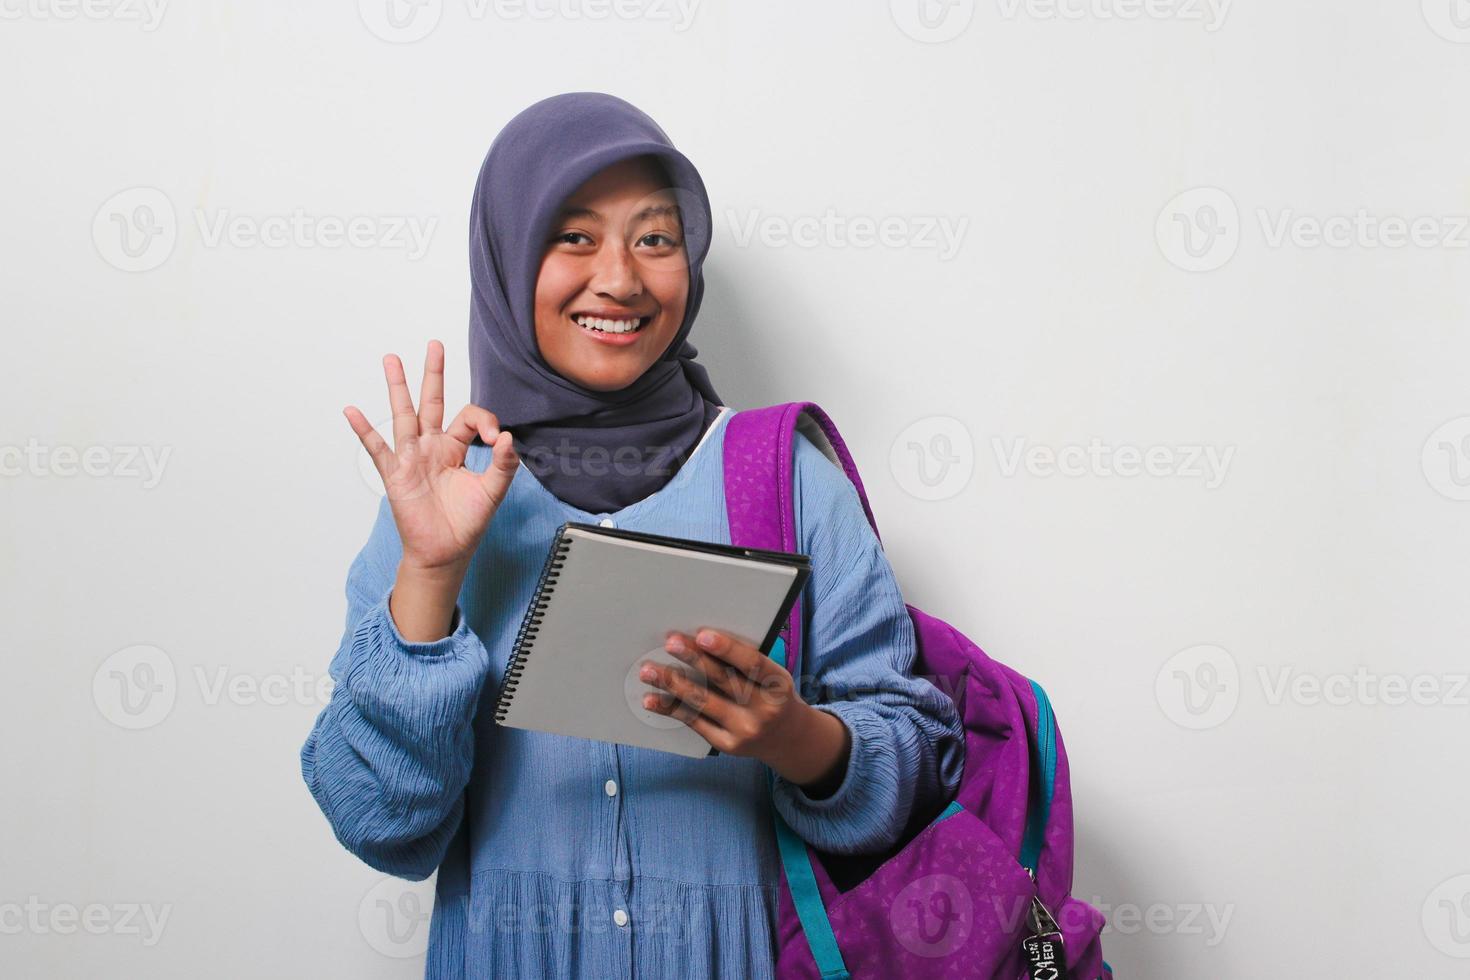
[344,340,520,575]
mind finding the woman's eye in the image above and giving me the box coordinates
[638,232,680,248]
[554,231,592,246]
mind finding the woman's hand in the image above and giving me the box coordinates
[345,340,520,577]
[639,629,852,795]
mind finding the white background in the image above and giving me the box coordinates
[3,1,1469,977]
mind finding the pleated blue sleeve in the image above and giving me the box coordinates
[768,432,966,856]
[299,496,492,881]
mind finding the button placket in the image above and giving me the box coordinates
[607,744,632,882]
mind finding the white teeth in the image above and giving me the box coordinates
[574,315,644,334]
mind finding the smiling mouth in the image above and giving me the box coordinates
[571,313,648,335]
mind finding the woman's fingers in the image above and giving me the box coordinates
[381,353,419,452]
[642,661,733,728]
[479,430,520,509]
[446,405,519,508]
[687,629,774,685]
[418,340,446,433]
[362,352,519,533]
[445,405,501,448]
[663,632,762,705]
[643,691,732,752]
[344,404,393,480]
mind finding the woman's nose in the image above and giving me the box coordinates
[588,241,642,299]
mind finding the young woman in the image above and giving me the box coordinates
[300,91,965,979]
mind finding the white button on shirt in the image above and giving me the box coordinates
[613,908,629,927]
[604,779,618,797]
[599,518,615,527]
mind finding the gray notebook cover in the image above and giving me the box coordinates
[492,523,811,758]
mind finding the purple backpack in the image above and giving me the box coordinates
[723,402,1113,980]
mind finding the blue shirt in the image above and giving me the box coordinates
[300,405,965,979]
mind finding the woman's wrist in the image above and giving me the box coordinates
[390,558,468,642]
[766,703,851,798]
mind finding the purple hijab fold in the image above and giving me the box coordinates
[467,91,724,515]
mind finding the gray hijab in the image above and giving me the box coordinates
[467,91,724,515]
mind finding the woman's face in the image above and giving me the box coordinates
[534,156,690,392]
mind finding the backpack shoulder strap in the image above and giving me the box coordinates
[724,402,864,980]
[724,401,886,679]
[723,401,882,549]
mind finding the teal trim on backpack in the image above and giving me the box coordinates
[769,635,786,669]
[771,810,851,980]
[766,641,1063,979]
[1018,679,1059,876]
[766,637,852,980]
[935,799,964,822]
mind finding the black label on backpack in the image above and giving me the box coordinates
[1022,933,1068,980]
[1023,894,1068,980]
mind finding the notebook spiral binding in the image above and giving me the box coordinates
[492,527,574,723]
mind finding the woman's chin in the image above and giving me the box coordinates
[567,361,647,392]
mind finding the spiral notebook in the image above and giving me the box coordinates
[491,522,812,758]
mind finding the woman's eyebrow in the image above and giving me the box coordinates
[555,204,681,224]
[633,204,681,223]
